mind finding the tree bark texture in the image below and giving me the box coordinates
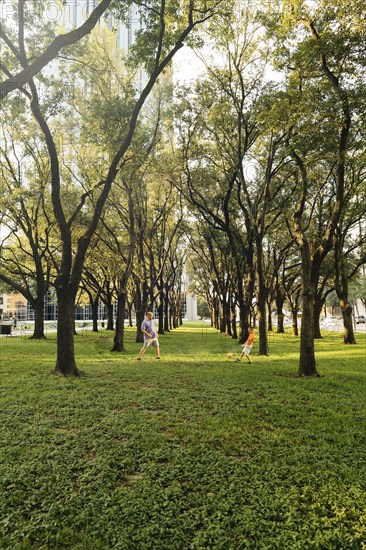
[291,309,299,337]
[340,301,356,345]
[91,298,99,333]
[112,292,126,352]
[106,302,114,331]
[298,250,319,377]
[54,290,80,376]
[30,297,46,340]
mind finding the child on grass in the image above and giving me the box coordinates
[236,326,254,364]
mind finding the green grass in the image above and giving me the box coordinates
[0,323,365,549]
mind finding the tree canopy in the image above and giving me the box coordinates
[1,0,365,376]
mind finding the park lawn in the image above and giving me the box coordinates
[0,323,365,549]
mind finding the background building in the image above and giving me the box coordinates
[62,0,141,50]
[0,292,27,321]
[0,291,198,322]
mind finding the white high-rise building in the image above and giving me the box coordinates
[59,1,144,90]
[61,1,141,51]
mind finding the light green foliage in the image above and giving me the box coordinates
[0,324,365,548]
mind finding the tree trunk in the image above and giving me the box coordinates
[135,282,148,343]
[224,300,231,336]
[257,309,268,355]
[106,302,114,330]
[31,297,46,339]
[127,301,134,327]
[277,312,285,333]
[299,288,318,376]
[256,233,269,355]
[299,292,318,376]
[169,301,174,330]
[238,301,250,344]
[136,311,145,342]
[238,266,255,344]
[219,297,226,333]
[340,301,356,344]
[275,283,286,334]
[158,282,164,335]
[173,310,179,329]
[291,152,322,377]
[54,290,80,376]
[298,250,319,377]
[213,295,220,330]
[230,301,237,339]
[112,291,126,352]
[313,295,324,339]
[334,232,356,344]
[291,308,299,337]
[267,303,273,332]
[91,297,99,333]
[164,284,170,332]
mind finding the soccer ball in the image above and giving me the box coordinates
[227,352,233,358]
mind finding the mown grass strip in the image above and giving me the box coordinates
[0,323,365,548]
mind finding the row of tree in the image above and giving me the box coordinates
[1,0,366,377]
[174,0,366,376]
[0,0,225,375]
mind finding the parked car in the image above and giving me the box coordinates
[356,315,366,324]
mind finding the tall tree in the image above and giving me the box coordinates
[267,0,365,375]
[173,1,290,351]
[0,120,53,339]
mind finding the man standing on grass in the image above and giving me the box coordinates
[137,311,161,361]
